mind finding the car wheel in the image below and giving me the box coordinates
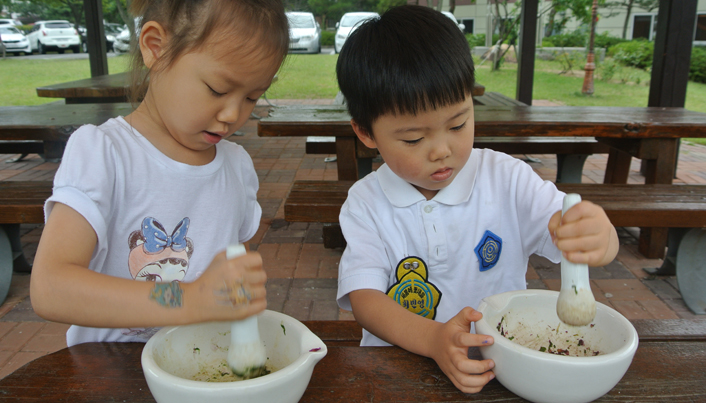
[58,49,65,54]
[72,45,80,53]
[38,42,46,54]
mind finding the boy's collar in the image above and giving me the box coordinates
[378,151,479,207]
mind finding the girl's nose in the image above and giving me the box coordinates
[217,101,241,124]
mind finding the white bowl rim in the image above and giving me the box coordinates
[141,310,328,389]
[476,289,639,363]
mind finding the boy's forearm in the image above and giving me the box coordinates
[349,289,441,358]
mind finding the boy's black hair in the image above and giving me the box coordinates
[336,5,475,137]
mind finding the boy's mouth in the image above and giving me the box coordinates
[431,167,453,182]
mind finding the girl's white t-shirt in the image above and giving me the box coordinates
[45,117,261,346]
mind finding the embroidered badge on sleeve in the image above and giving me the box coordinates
[386,256,442,320]
[474,230,503,271]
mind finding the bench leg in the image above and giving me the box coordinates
[676,228,706,315]
[357,157,373,179]
[322,223,346,249]
[42,140,65,163]
[0,226,13,306]
[556,154,589,183]
[643,228,689,276]
[0,224,32,273]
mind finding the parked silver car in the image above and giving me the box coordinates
[0,25,31,55]
[27,20,81,54]
[334,12,379,53]
[287,11,321,54]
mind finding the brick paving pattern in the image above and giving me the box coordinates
[1,99,705,379]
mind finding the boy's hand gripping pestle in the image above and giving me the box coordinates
[556,194,597,326]
[225,244,267,379]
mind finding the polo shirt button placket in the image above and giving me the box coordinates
[422,202,445,262]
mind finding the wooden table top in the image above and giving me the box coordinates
[34,73,484,101]
[0,102,136,142]
[258,105,706,139]
[36,72,131,102]
[0,319,704,402]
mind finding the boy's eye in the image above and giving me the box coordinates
[403,138,422,145]
[246,97,259,104]
[450,122,467,131]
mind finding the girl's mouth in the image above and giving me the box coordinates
[431,167,453,182]
[203,131,223,144]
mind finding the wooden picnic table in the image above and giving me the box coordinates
[0,319,704,402]
[34,73,485,105]
[36,71,132,104]
[258,104,706,258]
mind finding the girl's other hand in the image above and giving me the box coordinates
[429,307,495,394]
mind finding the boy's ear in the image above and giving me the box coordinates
[139,21,168,69]
[351,120,377,149]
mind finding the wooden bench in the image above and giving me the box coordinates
[284,179,706,313]
[472,91,527,106]
[0,181,53,305]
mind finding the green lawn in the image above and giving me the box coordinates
[1,52,705,118]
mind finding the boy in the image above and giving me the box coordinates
[335,5,619,394]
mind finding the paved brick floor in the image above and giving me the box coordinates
[1,99,704,379]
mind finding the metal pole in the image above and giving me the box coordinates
[581,0,598,95]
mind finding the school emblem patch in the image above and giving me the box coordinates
[475,230,502,271]
[386,256,442,320]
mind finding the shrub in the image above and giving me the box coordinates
[320,30,334,47]
[542,30,587,48]
[598,58,620,81]
[466,33,486,48]
[690,46,706,84]
[594,31,626,50]
[609,39,653,69]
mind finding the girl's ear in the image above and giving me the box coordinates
[139,21,168,69]
[351,120,377,149]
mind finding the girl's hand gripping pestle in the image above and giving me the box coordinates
[225,244,268,379]
[556,194,597,326]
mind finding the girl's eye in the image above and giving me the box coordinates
[403,138,422,145]
[450,122,467,131]
[206,84,225,97]
[246,97,259,104]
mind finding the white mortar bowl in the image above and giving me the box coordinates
[141,310,327,403]
[475,289,638,403]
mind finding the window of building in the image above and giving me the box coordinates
[695,13,706,42]
[632,14,657,41]
[461,18,474,34]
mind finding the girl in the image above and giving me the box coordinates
[30,0,289,346]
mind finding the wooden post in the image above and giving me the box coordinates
[638,0,698,259]
[581,0,598,95]
[83,0,109,77]
[516,0,538,105]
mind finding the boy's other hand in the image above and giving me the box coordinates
[430,307,496,394]
[548,200,619,267]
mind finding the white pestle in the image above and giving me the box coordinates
[225,244,267,379]
[556,194,597,326]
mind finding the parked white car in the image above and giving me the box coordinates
[334,12,379,53]
[287,11,321,54]
[442,11,466,32]
[0,19,22,27]
[26,20,81,54]
[112,26,131,53]
[0,25,31,55]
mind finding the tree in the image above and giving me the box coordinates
[604,0,659,39]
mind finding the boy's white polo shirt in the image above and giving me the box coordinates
[337,148,564,346]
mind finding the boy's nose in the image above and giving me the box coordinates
[430,142,451,161]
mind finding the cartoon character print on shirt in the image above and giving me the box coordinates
[123,217,193,339]
[127,217,194,283]
[386,256,442,320]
